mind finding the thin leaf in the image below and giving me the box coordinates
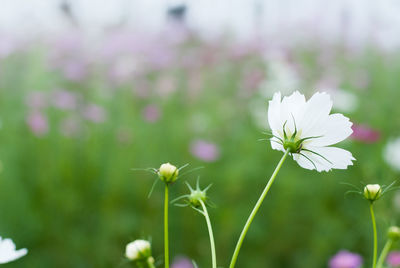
[147,178,159,199]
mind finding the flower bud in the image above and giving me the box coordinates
[363,184,382,202]
[158,163,179,184]
[125,239,152,261]
[189,189,207,208]
[388,226,400,241]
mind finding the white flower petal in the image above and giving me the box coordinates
[268,91,306,136]
[280,91,306,133]
[270,137,285,152]
[0,238,27,264]
[294,146,355,172]
[267,92,282,132]
[307,113,353,147]
[299,92,333,138]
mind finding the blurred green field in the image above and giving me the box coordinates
[1,31,400,267]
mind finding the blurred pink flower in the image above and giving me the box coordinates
[329,250,363,268]
[0,35,19,58]
[25,92,47,110]
[133,79,150,99]
[142,105,161,123]
[388,251,400,267]
[83,104,107,123]
[351,124,380,143]
[52,89,77,110]
[171,257,194,268]
[116,128,133,144]
[59,117,79,137]
[241,68,265,95]
[51,31,85,56]
[26,112,49,136]
[62,60,87,81]
[190,140,220,162]
[157,75,177,97]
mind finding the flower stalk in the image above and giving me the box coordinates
[229,149,290,268]
[164,184,170,268]
[370,203,378,268]
[199,199,217,268]
[376,239,392,268]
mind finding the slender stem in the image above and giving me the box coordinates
[229,150,290,268]
[136,258,156,268]
[370,203,378,268]
[377,239,393,268]
[148,258,156,268]
[200,200,217,268]
[164,185,170,268]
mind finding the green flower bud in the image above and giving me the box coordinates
[125,239,152,261]
[388,226,400,241]
[158,163,179,184]
[363,184,382,202]
[189,189,207,208]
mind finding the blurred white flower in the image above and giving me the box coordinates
[0,237,27,264]
[249,99,269,130]
[259,59,300,98]
[268,91,355,172]
[323,88,358,113]
[384,138,400,171]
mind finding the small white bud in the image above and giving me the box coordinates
[125,240,151,261]
[158,163,179,184]
[388,226,400,241]
[363,184,382,202]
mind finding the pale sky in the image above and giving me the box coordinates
[1,0,400,47]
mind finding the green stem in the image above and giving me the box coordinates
[148,258,156,268]
[200,200,217,268]
[377,239,393,268]
[370,203,378,268]
[136,258,156,268]
[164,185,170,268]
[229,150,290,268]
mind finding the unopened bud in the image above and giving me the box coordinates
[363,184,382,202]
[158,163,179,184]
[125,240,151,261]
[388,226,400,241]
[189,189,207,208]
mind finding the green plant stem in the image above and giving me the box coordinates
[164,185,170,268]
[200,200,217,268]
[370,203,378,268]
[377,239,393,268]
[148,259,156,268]
[229,149,290,268]
[136,259,156,268]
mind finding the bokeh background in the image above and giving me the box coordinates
[1,0,400,267]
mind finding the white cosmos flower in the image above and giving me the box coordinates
[0,237,27,264]
[268,91,355,172]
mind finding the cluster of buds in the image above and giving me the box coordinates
[125,240,155,268]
